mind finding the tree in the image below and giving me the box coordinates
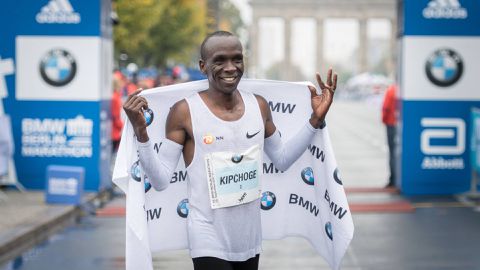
[146,0,207,67]
[114,0,207,68]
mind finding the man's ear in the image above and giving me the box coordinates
[199,59,206,74]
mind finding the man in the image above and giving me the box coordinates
[382,83,397,188]
[123,31,337,270]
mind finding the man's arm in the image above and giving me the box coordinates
[257,69,337,171]
[123,90,185,191]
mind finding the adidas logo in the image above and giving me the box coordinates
[423,0,468,19]
[36,0,81,24]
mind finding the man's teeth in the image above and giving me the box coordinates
[223,77,235,82]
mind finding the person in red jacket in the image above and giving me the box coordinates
[112,78,124,153]
[382,83,398,188]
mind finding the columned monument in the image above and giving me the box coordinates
[249,0,397,80]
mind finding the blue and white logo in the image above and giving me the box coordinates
[231,154,243,163]
[36,0,81,24]
[0,56,14,99]
[177,199,189,218]
[423,0,467,19]
[425,48,463,87]
[130,160,141,182]
[260,191,276,210]
[144,108,154,126]
[301,167,314,185]
[325,222,333,240]
[144,176,152,193]
[39,49,77,87]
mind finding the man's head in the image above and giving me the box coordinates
[199,31,244,94]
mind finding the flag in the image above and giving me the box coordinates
[112,79,354,270]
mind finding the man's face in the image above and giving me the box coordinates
[199,36,244,94]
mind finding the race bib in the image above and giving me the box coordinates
[204,144,262,209]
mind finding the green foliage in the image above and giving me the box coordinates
[114,0,206,68]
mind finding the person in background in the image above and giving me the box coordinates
[382,83,398,188]
[111,78,124,153]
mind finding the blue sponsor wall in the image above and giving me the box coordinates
[399,0,480,194]
[0,0,112,191]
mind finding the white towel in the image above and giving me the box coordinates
[112,79,354,270]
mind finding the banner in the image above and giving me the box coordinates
[113,79,354,270]
[0,0,113,190]
[399,0,480,194]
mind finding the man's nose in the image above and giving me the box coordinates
[223,60,236,72]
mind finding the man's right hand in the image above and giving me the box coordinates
[123,88,150,142]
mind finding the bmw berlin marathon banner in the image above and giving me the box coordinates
[113,80,354,270]
[399,0,480,195]
[0,0,113,190]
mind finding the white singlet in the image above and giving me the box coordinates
[185,90,264,261]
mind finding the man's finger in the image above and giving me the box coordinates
[130,98,148,111]
[316,72,326,90]
[332,73,338,93]
[308,85,317,99]
[327,68,333,87]
[124,88,143,104]
[132,101,148,114]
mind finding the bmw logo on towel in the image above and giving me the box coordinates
[231,154,243,163]
[143,108,154,126]
[144,176,152,193]
[333,168,343,185]
[325,222,333,240]
[130,160,141,182]
[177,199,189,218]
[301,167,315,185]
[260,191,276,210]
[425,48,463,87]
[39,49,77,87]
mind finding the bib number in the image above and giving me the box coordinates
[205,144,262,209]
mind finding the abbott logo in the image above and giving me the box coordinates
[420,118,465,155]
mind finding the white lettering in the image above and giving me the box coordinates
[420,118,465,155]
[48,177,78,195]
[421,156,464,169]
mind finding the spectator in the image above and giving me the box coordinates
[382,83,398,188]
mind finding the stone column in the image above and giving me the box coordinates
[389,18,397,79]
[249,16,259,78]
[316,18,324,74]
[283,16,292,80]
[358,18,368,73]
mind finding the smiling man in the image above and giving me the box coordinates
[123,30,337,270]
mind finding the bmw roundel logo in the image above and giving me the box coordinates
[260,191,276,210]
[143,108,154,126]
[325,222,333,241]
[177,199,189,218]
[130,160,141,182]
[333,168,343,185]
[425,48,463,87]
[231,154,243,163]
[144,176,152,193]
[39,49,77,87]
[301,167,315,186]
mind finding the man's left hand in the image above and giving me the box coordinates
[308,68,337,128]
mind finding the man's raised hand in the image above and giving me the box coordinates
[307,68,338,128]
[123,88,150,142]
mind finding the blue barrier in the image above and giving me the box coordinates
[45,165,84,205]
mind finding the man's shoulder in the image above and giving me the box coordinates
[169,98,190,118]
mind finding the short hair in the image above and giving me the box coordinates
[200,30,235,60]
